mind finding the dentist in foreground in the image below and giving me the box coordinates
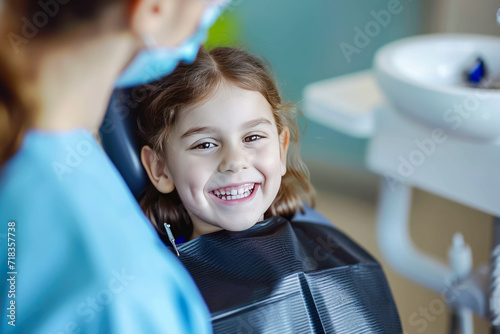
[0,0,226,333]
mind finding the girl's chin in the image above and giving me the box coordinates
[220,220,258,232]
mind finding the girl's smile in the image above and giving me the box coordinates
[146,82,289,238]
[210,183,259,205]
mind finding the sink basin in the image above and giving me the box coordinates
[374,34,500,141]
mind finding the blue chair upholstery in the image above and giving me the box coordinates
[99,87,333,227]
[100,88,148,200]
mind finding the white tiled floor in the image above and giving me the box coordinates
[314,187,492,334]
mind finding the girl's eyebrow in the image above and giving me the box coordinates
[180,126,218,139]
[180,118,273,139]
[242,118,273,130]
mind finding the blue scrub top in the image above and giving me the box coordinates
[0,129,212,333]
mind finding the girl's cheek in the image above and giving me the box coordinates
[255,144,280,164]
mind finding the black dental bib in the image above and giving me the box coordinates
[174,216,402,333]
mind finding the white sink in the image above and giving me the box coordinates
[374,34,500,141]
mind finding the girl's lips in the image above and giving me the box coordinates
[211,183,255,196]
[210,183,260,206]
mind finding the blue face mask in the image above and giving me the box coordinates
[114,3,226,89]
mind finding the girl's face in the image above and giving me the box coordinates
[157,83,289,238]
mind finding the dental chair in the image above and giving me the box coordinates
[99,87,333,228]
[99,87,403,333]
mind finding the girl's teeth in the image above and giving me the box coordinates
[213,184,256,201]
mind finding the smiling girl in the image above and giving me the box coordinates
[137,47,402,332]
[138,46,314,241]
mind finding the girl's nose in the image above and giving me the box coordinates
[218,145,249,173]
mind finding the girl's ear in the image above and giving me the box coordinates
[141,145,175,193]
[279,127,290,176]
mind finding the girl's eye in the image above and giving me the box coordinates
[244,135,264,142]
[193,142,217,150]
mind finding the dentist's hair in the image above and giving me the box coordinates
[137,47,316,240]
[0,0,123,167]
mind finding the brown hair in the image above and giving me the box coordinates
[0,0,124,167]
[137,47,316,240]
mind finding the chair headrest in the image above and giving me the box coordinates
[99,88,149,200]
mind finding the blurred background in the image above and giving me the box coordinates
[206,0,500,333]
